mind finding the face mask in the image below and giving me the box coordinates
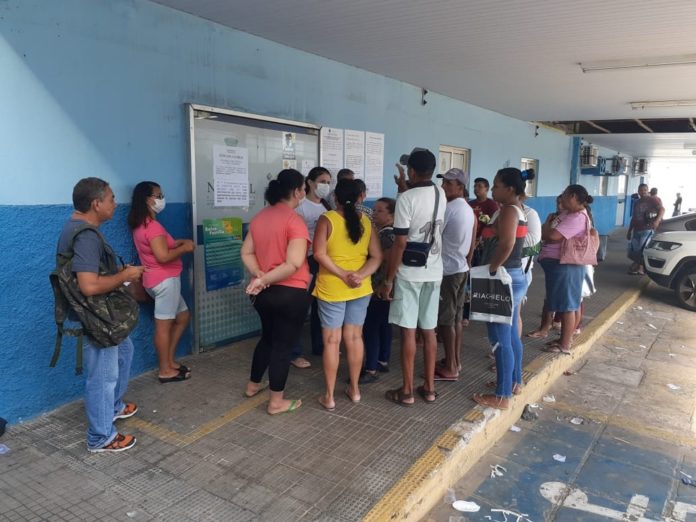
[315,183,331,199]
[151,197,166,214]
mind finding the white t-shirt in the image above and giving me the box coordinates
[393,183,446,282]
[296,198,327,254]
[521,204,542,271]
[442,198,476,276]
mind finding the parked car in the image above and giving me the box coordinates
[644,230,696,311]
[656,211,696,233]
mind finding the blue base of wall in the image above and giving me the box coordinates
[0,203,192,424]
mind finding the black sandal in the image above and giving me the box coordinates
[385,388,414,406]
[159,372,191,384]
[416,385,438,404]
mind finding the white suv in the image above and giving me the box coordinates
[643,231,696,311]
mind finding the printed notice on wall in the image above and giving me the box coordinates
[344,130,365,180]
[213,145,249,207]
[319,127,344,176]
[365,131,385,196]
[202,217,244,291]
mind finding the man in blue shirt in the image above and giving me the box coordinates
[57,178,144,452]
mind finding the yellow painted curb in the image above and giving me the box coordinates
[363,279,649,522]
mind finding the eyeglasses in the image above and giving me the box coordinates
[150,193,165,200]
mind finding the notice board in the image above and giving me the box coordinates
[188,104,320,351]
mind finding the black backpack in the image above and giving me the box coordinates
[49,224,139,374]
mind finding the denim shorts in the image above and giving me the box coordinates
[146,276,188,320]
[389,279,441,330]
[317,294,371,328]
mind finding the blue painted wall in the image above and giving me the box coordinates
[526,196,617,235]
[0,0,582,422]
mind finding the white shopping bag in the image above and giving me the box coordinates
[468,265,513,325]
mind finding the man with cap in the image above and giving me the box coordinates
[434,168,476,381]
[378,148,446,405]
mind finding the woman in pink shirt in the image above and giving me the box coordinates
[241,169,312,415]
[128,182,195,383]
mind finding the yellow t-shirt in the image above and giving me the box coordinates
[313,211,373,302]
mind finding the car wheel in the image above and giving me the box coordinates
[674,268,696,311]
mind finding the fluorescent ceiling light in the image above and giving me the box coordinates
[579,53,696,73]
[630,99,696,110]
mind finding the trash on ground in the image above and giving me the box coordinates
[680,471,693,479]
[542,394,556,403]
[639,344,647,349]
[452,500,481,513]
[616,321,624,325]
[613,346,627,351]
[669,353,676,357]
[444,488,457,504]
[126,511,138,518]
[634,305,643,310]
[683,477,696,487]
[510,425,521,432]
[488,508,532,522]
[490,464,507,478]
[648,323,657,329]
[563,370,575,376]
[0,444,9,455]
[667,383,681,391]
[570,417,584,425]
[529,403,540,409]
[521,404,539,421]
[553,454,567,462]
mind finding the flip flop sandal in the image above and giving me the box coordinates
[473,393,509,410]
[159,372,191,384]
[176,364,190,375]
[268,399,301,415]
[526,330,549,339]
[243,382,269,398]
[385,388,414,407]
[541,345,571,355]
[434,368,459,381]
[416,385,438,404]
[317,396,335,412]
[344,388,361,404]
[290,357,312,369]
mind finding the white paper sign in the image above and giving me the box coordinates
[301,159,314,176]
[213,145,249,207]
[344,129,365,180]
[365,131,385,197]
[320,127,344,176]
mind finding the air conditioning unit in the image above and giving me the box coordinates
[634,158,649,174]
[580,145,598,168]
[611,155,628,174]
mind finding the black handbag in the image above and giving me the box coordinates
[402,185,440,267]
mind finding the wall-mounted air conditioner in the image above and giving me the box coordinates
[634,158,648,174]
[580,145,598,168]
[611,155,628,174]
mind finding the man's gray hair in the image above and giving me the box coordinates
[72,177,110,212]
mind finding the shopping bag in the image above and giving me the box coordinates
[468,265,513,325]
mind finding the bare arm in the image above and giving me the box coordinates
[653,204,665,230]
[241,233,263,278]
[77,266,144,297]
[488,206,518,273]
[355,228,383,280]
[150,235,194,264]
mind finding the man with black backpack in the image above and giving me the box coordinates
[55,178,144,453]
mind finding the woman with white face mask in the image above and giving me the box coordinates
[289,166,332,367]
[128,182,195,383]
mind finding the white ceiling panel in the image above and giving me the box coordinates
[152,0,696,160]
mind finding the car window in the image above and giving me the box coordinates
[686,219,696,231]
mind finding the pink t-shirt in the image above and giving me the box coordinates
[132,219,183,288]
[540,210,589,260]
[249,204,311,289]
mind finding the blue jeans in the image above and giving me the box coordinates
[83,336,134,449]
[486,267,527,398]
[363,298,392,371]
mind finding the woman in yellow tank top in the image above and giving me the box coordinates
[313,179,382,411]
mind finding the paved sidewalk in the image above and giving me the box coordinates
[427,286,696,521]
[0,232,656,521]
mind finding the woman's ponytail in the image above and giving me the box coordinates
[334,179,363,244]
